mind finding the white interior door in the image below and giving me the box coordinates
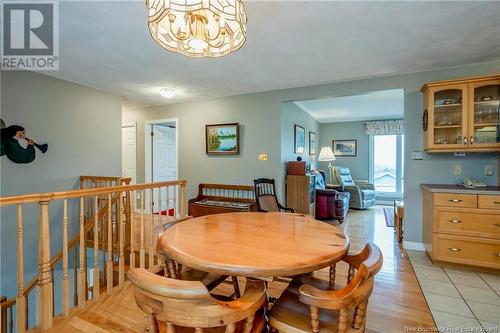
[152,125,177,212]
[122,124,136,184]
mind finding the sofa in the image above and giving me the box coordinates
[312,170,350,223]
[332,167,375,210]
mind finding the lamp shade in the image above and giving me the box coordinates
[318,147,336,162]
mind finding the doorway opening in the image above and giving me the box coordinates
[145,118,178,213]
[369,134,404,202]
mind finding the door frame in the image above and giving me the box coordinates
[122,121,137,184]
[144,118,179,184]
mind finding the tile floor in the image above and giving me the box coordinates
[407,250,500,333]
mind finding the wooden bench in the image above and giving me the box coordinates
[394,200,404,243]
[188,183,257,217]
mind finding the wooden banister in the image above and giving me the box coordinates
[0,177,187,332]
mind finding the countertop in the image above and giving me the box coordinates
[420,183,500,195]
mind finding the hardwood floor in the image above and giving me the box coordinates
[42,207,436,333]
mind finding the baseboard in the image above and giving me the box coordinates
[403,241,425,251]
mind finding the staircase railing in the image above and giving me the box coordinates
[0,178,187,333]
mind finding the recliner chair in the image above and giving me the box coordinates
[332,167,375,209]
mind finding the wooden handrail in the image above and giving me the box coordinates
[0,177,187,332]
[0,180,185,206]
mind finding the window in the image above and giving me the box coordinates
[370,135,404,197]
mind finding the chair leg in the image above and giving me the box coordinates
[309,306,320,333]
[231,276,241,298]
[337,309,349,333]
[353,301,368,331]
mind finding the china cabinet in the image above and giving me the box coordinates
[422,75,500,152]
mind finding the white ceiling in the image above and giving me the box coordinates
[45,1,500,107]
[294,89,404,123]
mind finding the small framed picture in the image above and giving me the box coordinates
[309,132,316,155]
[294,125,305,154]
[332,139,357,157]
[205,123,240,155]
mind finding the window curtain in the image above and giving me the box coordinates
[365,119,404,136]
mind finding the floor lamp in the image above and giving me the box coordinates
[318,146,336,183]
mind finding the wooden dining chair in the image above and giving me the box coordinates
[155,216,242,297]
[128,266,267,333]
[269,243,383,333]
[253,178,294,213]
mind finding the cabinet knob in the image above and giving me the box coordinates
[470,136,474,145]
[493,223,500,227]
[493,201,500,205]
[449,219,462,224]
[463,136,468,145]
[494,252,500,258]
[448,199,463,203]
[448,247,462,252]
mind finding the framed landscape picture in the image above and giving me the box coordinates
[206,123,240,155]
[294,125,305,154]
[309,132,316,155]
[332,139,357,157]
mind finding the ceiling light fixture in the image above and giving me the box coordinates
[146,0,247,58]
[160,88,176,98]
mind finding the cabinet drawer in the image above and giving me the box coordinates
[434,193,477,208]
[435,235,500,269]
[478,195,500,210]
[436,210,500,238]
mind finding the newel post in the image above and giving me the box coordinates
[38,198,53,330]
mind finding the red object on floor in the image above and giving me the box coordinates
[156,209,175,216]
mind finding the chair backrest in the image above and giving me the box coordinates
[344,243,383,281]
[299,243,383,311]
[254,178,280,212]
[333,167,356,186]
[128,266,266,331]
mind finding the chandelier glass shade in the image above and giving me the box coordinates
[146,0,247,57]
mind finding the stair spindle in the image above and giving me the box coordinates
[93,195,100,300]
[62,199,69,317]
[173,185,178,219]
[149,188,154,268]
[38,199,53,330]
[179,183,186,218]
[166,185,170,222]
[73,248,78,307]
[107,193,113,294]
[140,190,145,268]
[157,187,163,266]
[118,194,125,285]
[130,191,136,269]
[79,197,86,307]
[17,204,26,333]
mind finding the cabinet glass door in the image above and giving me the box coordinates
[469,81,500,147]
[431,86,466,148]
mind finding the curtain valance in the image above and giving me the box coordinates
[365,119,404,135]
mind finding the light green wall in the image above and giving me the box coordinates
[281,102,320,176]
[319,121,369,180]
[1,71,122,302]
[123,92,284,201]
[124,59,500,245]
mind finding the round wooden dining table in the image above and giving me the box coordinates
[157,212,350,278]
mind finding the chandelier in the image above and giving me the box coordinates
[146,0,247,58]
